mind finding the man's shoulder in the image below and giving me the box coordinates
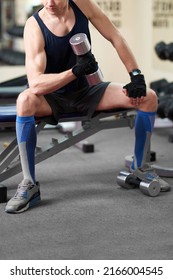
[25,15,39,29]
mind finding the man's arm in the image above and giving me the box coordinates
[24,17,76,96]
[74,0,139,73]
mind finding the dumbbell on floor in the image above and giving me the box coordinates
[116,171,160,197]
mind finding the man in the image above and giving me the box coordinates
[5,0,170,213]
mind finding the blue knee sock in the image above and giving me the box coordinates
[131,110,156,170]
[16,116,36,183]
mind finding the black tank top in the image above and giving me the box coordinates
[33,0,91,92]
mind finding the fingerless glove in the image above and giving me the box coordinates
[123,74,146,98]
[72,51,98,78]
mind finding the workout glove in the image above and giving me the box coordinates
[123,74,146,98]
[72,51,98,78]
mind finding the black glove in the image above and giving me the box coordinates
[123,74,146,98]
[72,51,98,78]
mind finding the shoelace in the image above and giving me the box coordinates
[14,185,31,200]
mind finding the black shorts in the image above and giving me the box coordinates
[44,82,110,123]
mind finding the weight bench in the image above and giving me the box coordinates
[0,104,136,183]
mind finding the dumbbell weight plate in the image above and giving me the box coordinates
[139,180,160,197]
[69,33,90,55]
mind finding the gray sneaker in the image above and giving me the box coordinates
[5,179,41,213]
[131,164,171,192]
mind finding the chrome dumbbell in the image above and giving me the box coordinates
[70,33,103,86]
[117,171,160,197]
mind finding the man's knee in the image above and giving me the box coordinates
[145,88,158,111]
[17,89,37,116]
[147,89,158,111]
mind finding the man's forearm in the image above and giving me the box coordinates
[112,36,139,73]
[28,69,76,96]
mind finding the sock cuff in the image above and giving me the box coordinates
[16,116,35,123]
[137,110,156,116]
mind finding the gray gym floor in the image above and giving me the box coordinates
[0,121,173,260]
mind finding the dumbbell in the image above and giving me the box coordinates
[69,33,103,86]
[157,96,173,119]
[167,100,173,121]
[155,41,173,61]
[157,96,170,118]
[150,79,169,97]
[166,42,173,61]
[155,41,168,60]
[117,171,160,197]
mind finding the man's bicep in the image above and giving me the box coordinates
[25,50,46,83]
[24,18,46,83]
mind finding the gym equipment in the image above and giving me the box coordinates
[157,96,173,119]
[0,104,136,183]
[155,41,168,60]
[7,25,24,38]
[0,185,7,203]
[155,41,173,61]
[0,75,27,104]
[0,48,25,65]
[151,41,173,170]
[167,102,173,121]
[150,79,173,121]
[57,120,95,153]
[117,171,160,197]
[70,33,103,85]
[150,79,173,97]
[150,78,169,97]
[167,43,173,61]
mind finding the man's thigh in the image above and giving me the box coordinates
[96,82,133,111]
[35,95,53,117]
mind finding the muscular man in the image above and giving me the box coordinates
[5,0,170,213]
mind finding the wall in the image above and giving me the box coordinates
[91,0,173,85]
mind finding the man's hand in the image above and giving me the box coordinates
[72,51,98,78]
[123,74,146,106]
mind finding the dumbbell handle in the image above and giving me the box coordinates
[69,33,104,86]
[126,175,141,187]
